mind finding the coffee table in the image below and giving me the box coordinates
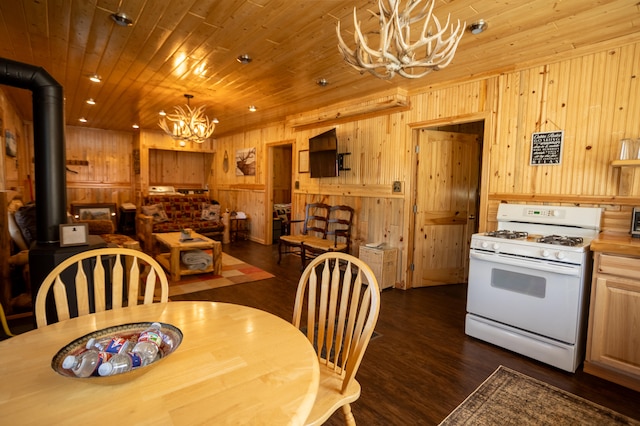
[154,232,222,281]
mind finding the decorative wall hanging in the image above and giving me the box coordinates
[223,150,229,173]
[530,131,564,165]
[236,147,256,176]
[337,0,465,79]
[5,130,16,157]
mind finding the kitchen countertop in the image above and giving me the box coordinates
[591,233,640,257]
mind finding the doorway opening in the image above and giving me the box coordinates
[410,120,484,288]
[267,142,293,245]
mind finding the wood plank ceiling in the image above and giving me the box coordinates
[0,0,638,136]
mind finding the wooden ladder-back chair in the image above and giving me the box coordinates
[303,205,354,266]
[293,252,380,426]
[278,202,330,269]
[35,248,169,328]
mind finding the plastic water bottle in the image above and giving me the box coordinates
[132,322,163,365]
[86,336,133,354]
[97,352,144,376]
[62,349,111,378]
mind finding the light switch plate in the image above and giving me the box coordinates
[392,181,402,192]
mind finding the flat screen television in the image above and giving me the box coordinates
[309,128,338,178]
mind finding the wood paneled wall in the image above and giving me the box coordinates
[65,126,135,207]
[137,131,215,201]
[0,89,30,198]
[4,40,640,288]
[213,40,640,288]
[148,149,212,189]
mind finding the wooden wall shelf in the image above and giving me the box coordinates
[611,159,640,167]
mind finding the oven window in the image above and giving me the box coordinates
[491,268,546,298]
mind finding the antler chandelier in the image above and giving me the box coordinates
[158,94,216,143]
[337,0,465,79]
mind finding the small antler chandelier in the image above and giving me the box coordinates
[337,0,465,79]
[158,94,215,143]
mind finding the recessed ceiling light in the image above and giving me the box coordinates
[468,20,488,35]
[159,110,166,116]
[237,54,252,64]
[111,12,133,27]
[78,117,87,123]
[213,117,219,124]
[132,124,139,129]
[89,74,101,83]
[316,78,329,87]
[86,98,96,105]
[248,105,257,112]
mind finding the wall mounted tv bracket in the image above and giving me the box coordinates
[338,152,351,172]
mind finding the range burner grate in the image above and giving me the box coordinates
[485,230,528,239]
[537,235,584,246]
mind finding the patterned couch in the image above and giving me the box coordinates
[136,194,224,251]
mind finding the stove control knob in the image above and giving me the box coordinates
[541,249,550,257]
[552,210,560,217]
[492,243,500,251]
[481,241,489,249]
[556,252,565,260]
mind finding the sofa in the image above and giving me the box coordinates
[136,194,224,251]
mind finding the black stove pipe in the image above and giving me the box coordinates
[0,57,66,244]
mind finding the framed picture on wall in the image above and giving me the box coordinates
[235,147,256,176]
[76,206,112,220]
[70,203,118,229]
[299,150,309,173]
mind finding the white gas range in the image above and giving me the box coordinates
[465,204,603,372]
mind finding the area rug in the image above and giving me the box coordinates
[167,253,274,296]
[439,366,640,425]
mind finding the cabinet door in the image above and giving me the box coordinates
[589,274,640,378]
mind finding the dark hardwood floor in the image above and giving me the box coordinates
[173,241,640,425]
[5,240,640,425]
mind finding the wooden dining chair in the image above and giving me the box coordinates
[278,202,330,269]
[303,205,354,266]
[35,247,169,328]
[293,252,381,426]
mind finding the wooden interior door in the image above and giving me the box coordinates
[412,129,480,287]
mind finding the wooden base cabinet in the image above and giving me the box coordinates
[584,252,640,392]
[359,245,398,290]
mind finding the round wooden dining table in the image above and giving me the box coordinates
[0,302,320,425]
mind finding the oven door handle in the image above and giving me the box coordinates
[469,251,581,277]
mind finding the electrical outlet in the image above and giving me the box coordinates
[392,181,402,192]
[294,180,300,190]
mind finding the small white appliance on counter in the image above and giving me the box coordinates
[465,203,603,372]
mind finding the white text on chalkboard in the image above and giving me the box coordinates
[530,130,564,165]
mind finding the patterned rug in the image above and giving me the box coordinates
[167,253,274,296]
[439,366,640,425]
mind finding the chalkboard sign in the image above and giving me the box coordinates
[530,131,563,165]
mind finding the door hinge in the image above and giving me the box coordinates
[410,263,415,271]
[415,145,420,154]
[413,205,417,214]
